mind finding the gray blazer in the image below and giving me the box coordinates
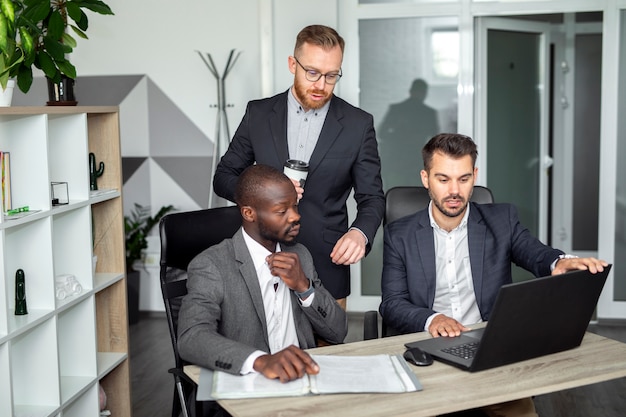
[177,229,348,374]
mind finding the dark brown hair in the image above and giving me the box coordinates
[422,133,478,171]
[294,24,345,56]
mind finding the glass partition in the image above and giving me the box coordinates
[614,9,626,301]
[358,16,459,295]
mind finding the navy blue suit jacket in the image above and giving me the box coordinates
[380,202,564,334]
[213,90,385,298]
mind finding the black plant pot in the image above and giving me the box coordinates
[46,76,78,106]
[127,268,141,325]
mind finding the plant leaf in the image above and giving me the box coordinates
[61,32,77,48]
[36,51,59,80]
[56,59,76,79]
[0,0,14,24]
[43,36,66,60]
[16,63,32,93]
[19,27,34,55]
[68,5,88,31]
[22,1,51,23]
[47,10,65,40]
[72,0,114,16]
[0,12,7,52]
[70,24,88,40]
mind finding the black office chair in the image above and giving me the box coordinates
[159,206,241,417]
[364,185,494,339]
[384,185,494,225]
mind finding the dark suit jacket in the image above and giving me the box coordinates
[177,229,348,375]
[380,202,564,334]
[213,90,385,298]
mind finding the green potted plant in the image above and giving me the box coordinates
[0,0,29,101]
[125,203,175,272]
[124,203,175,324]
[6,0,114,99]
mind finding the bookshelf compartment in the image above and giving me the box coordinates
[0,343,12,417]
[62,382,99,417]
[58,298,97,405]
[48,114,90,202]
[0,114,50,214]
[5,218,54,314]
[52,207,94,305]
[0,232,7,337]
[11,318,60,414]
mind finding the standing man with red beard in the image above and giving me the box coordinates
[214,25,385,309]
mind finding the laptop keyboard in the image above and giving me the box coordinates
[442,341,480,360]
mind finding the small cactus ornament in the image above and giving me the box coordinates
[89,152,105,191]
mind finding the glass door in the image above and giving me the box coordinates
[476,17,551,281]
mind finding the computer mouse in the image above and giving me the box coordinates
[403,347,433,366]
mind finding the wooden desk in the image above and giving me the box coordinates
[185,331,626,417]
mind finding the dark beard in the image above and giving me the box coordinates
[428,188,472,218]
[294,80,331,110]
[258,221,298,246]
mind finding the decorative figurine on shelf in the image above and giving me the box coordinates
[55,274,83,300]
[15,269,27,315]
[89,152,105,191]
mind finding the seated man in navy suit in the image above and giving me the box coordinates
[380,133,607,417]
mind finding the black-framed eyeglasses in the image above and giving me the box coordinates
[293,56,342,85]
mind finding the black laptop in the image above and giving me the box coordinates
[404,265,612,372]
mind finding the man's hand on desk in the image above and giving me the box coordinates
[428,315,470,338]
[253,345,320,383]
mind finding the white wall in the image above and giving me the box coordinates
[72,0,338,143]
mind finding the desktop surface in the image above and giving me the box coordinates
[186,328,626,417]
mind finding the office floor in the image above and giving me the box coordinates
[129,314,626,417]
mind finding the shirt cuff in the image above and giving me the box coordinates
[240,350,266,375]
[299,291,315,307]
[424,312,442,332]
[551,253,578,271]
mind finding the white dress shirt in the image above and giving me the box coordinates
[239,229,303,374]
[425,202,483,331]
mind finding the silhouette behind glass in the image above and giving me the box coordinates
[378,79,440,190]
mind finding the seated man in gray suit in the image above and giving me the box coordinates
[380,133,607,416]
[178,164,347,383]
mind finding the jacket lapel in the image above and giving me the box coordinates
[269,92,289,164]
[467,203,487,307]
[415,210,438,307]
[232,230,269,343]
[307,95,343,176]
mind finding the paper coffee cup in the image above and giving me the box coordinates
[284,159,309,188]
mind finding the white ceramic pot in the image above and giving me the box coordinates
[0,79,15,107]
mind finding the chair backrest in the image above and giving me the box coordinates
[159,206,242,368]
[384,185,494,225]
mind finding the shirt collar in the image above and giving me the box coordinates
[241,228,282,271]
[428,200,470,232]
[288,86,331,115]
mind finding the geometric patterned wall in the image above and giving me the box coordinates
[13,75,214,215]
[13,75,215,313]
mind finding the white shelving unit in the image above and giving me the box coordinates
[0,107,131,417]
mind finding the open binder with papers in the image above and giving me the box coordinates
[197,354,422,400]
